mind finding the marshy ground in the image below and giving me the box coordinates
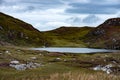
[0,46,120,80]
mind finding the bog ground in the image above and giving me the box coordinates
[0,46,120,80]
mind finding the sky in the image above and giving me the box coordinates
[0,0,120,31]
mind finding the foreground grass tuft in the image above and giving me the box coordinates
[19,72,120,80]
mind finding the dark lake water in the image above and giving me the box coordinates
[31,47,117,53]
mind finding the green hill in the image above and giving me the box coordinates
[43,26,93,47]
[1,12,120,49]
[0,12,45,46]
[0,12,93,47]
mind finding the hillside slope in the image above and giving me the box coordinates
[0,12,93,47]
[43,26,94,47]
[1,12,120,49]
[85,18,120,49]
[0,12,45,46]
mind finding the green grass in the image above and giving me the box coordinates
[0,46,120,80]
[0,12,47,46]
[43,27,93,47]
[0,12,95,47]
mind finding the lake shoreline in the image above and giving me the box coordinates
[0,46,120,80]
[31,47,118,54]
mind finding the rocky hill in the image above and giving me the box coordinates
[1,12,120,49]
[85,18,120,49]
[0,12,45,46]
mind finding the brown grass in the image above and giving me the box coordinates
[19,72,120,80]
[45,72,119,80]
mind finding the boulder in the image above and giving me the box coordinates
[9,61,42,70]
[10,60,19,64]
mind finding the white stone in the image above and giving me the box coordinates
[34,63,41,67]
[14,64,26,70]
[93,65,101,70]
[101,67,107,71]
[105,64,113,68]
[9,61,42,70]
[56,58,61,60]
[5,51,9,53]
[5,51,11,54]
[9,64,16,67]
[93,64,113,74]
[30,57,37,60]
[39,54,42,56]
[0,53,3,55]
[106,69,112,74]
[17,50,21,52]
[10,60,19,64]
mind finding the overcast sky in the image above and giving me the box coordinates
[0,0,120,31]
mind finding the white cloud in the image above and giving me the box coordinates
[46,22,70,26]
[35,21,71,31]
[0,0,120,31]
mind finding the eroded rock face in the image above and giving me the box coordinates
[103,18,120,26]
[85,18,120,50]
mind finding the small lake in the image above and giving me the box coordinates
[31,47,117,53]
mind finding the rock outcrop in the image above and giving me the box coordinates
[9,60,42,70]
[85,18,120,49]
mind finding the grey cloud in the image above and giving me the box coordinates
[23,0,63,4]
[66,3,120,14]
[89,0,110,3]
[67,16,81,23]
[20,0,64,9]
[15,6,35,12]
[1,0,18,5]
[25,6,35,11]
[0,0,65,12]
[82,15,100,23]
[0,0,4,4]
[90,0,120,4]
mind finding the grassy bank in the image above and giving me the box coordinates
[0,46,120,80]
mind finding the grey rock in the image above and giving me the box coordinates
[9,61,42,70]
[10,60,19,64]
[30,57,37,60]
[93,64,113,74]
[0,26,3,30]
